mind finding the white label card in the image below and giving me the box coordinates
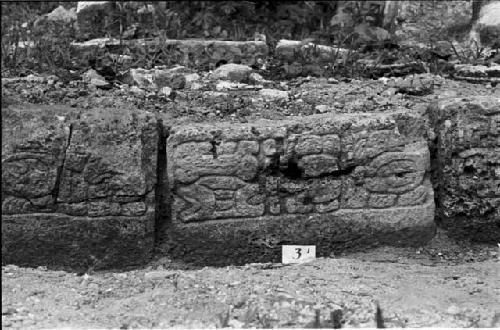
[282,245,316,264]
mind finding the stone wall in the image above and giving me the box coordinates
[2,96,498,269]
[2,105,158,269]
[429,97,500,242]
[72,39,268,70]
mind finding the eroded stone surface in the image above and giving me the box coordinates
[209,64,253,82]
[165,111,435,264]
[72,39,268,69]
[275,39,350,77]
[2,105,158,269]
[453,64,500,84]
[429,96,500,242]
[276,40,349,63]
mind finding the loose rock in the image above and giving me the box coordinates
[209,64,253,82]
[46,5,77,22]
[159,86,172,98]
[259,88,289,101]
[81,69,110,89]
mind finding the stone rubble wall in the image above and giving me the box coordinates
[2,96,498,269]
[429,97,500,242]
[72,39,269,70]
[69,37,497,80]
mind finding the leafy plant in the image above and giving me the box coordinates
[1,2,79,77]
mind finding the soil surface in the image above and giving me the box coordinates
[2,230,499,329]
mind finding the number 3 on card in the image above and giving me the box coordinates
[282,245,316,264]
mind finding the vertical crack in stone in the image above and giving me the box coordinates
[209,139,220,159]
[209,131,222,159]
[154,119,169,244]
[338,131,344,203]
[51,122,73,204]
[427,106,444,220]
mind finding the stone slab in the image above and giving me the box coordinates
[429,96,500,242]
[165,111,435,264]
[72,39,268,69]
[275,39,350,63]
[2,105,159,269]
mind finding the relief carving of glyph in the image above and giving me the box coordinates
[168,113,433,224]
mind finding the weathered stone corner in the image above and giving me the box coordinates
[2,105,159,270]
[428,96,500,242]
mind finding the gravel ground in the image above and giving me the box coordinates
[2,230,499,329]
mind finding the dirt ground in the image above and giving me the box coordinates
[2,229,499,329]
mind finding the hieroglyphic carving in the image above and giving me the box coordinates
[168,114,432,224]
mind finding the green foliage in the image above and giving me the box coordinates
[1,1,487,80]
[1,2,80,76]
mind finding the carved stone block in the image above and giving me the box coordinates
[166,112,435,264]
[2,105,157,269]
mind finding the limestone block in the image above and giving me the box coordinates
[72,39,268,69]
[76,1,110,14]
[46,5,77,23]
[209,64,253,82]
[276,39,349,64]
[166,111,435,264]
[429,96,500,242]
[2,105,158,269]
[453,64,500,84]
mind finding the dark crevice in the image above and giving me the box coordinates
[209,139,220,159]
[215,59,228,68]
[302,194,313,205]
[300,164,356,181]
[463,165,474,174]
[428,123,443,224]
[265,153,281,176]
[325,165,356,178]
[154,120,169,245]
[51,123,73,204]
[337,133,344,202]
[281,156,303,179]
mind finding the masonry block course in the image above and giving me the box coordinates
[165,112,435,264]
[2,105,158,269]
[3,95,498,269]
